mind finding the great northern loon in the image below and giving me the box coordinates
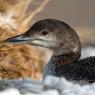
[4,19,95,83]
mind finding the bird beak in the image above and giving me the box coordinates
[4,34,33,44]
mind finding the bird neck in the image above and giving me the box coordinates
[51,51,81,65]
[43,51,80,77]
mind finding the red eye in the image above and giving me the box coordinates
[41,31,48,35]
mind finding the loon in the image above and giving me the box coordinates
[4,19,95,83]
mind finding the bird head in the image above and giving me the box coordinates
[4,19,81,56]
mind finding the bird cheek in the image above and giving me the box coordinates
[31,40,42,45]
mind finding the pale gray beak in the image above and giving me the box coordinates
[4,34,33,44]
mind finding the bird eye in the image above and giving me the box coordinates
[41,30,48,35]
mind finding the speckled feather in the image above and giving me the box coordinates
[44,56,95,83]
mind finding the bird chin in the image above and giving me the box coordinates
[34,46,54,67]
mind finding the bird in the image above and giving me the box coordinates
[4,19,95,83]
